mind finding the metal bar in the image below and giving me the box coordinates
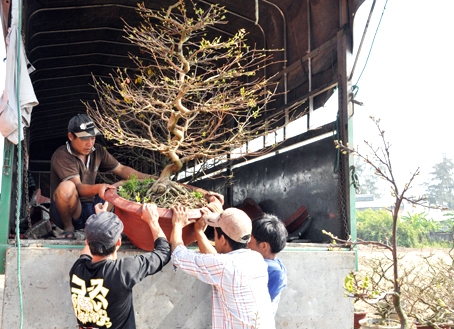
[271,35,337,83]
[261,0,288,133]
[349,0,377,80]
[338,0,357,269]
[0,139,14,274]
[31,50,134,65]
[306,0,313,130]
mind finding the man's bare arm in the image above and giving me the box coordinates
[113,163,154,180]
[69,176,116,199]
[195,208,217,254]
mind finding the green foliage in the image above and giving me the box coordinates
[117,175,155,203]
[344,269,397,323]
[190,190,204,199]
[397,219,420,248]
[356,209,393,243]
[344,272,380,299]
[116,175,208,209]
[441,212,454,232]
[356,209,452,248]
[401,212,440,232]
[400,212,440,247]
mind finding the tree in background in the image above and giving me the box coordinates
[424,154,454,209]
[354,158,385,198]
[400,212,439,245]
[356,208,393,242]
[441,212,454,232]
[355,209,433,248]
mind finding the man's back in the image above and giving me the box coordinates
[70,237,170,329]
[172,245,275,329]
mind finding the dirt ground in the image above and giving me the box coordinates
[358,244,452,255]
[357,245,454,266]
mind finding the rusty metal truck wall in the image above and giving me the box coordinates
[194,134,342,243]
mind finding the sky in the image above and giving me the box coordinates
[346,0,454,195]
[1,0,453,192]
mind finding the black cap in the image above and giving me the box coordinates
[68,114,101,138]
[85,212,124,249]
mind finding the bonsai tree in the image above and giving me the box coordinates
[325,116,430,329]
[402,252,454,328]
[344,256,401,325]
[345,248,454,329]
[85,0,291,201]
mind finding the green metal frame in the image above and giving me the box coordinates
[0,139,14,274]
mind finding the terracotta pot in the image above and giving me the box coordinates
[359,318,400,329]
[354,311,368,329]
[283,205,309,234]
[104,181,205,251]
[238,197,264,220]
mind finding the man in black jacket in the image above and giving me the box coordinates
[69,203,171,329]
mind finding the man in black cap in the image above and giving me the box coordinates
[50,113,152,239]
[69,203,171,329]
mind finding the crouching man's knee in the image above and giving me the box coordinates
[54,180,79,204]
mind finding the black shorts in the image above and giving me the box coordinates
[50,195,105,230]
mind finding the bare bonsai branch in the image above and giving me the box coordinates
[329,116,453,329]
[331,116,421,328]
[322,230,393,252]
[85,0,297,196]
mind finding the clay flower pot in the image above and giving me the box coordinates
[358,318,400,329]
[354,311,368,329]
[104,181,205,251]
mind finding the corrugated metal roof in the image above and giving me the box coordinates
[1,0,364,167]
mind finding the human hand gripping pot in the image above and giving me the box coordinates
[204,191,224,213]
[142,203,166,242]
[170,205,196,251]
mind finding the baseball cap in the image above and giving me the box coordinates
[205,208,252,243]
[68,114,101,138]
[85,212,124,249]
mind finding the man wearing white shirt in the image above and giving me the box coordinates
[170,205,275,329]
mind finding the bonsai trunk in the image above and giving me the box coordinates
[392,197,408,329]
[148,150,184,196]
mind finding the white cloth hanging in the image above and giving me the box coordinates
[0,25,38,144]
